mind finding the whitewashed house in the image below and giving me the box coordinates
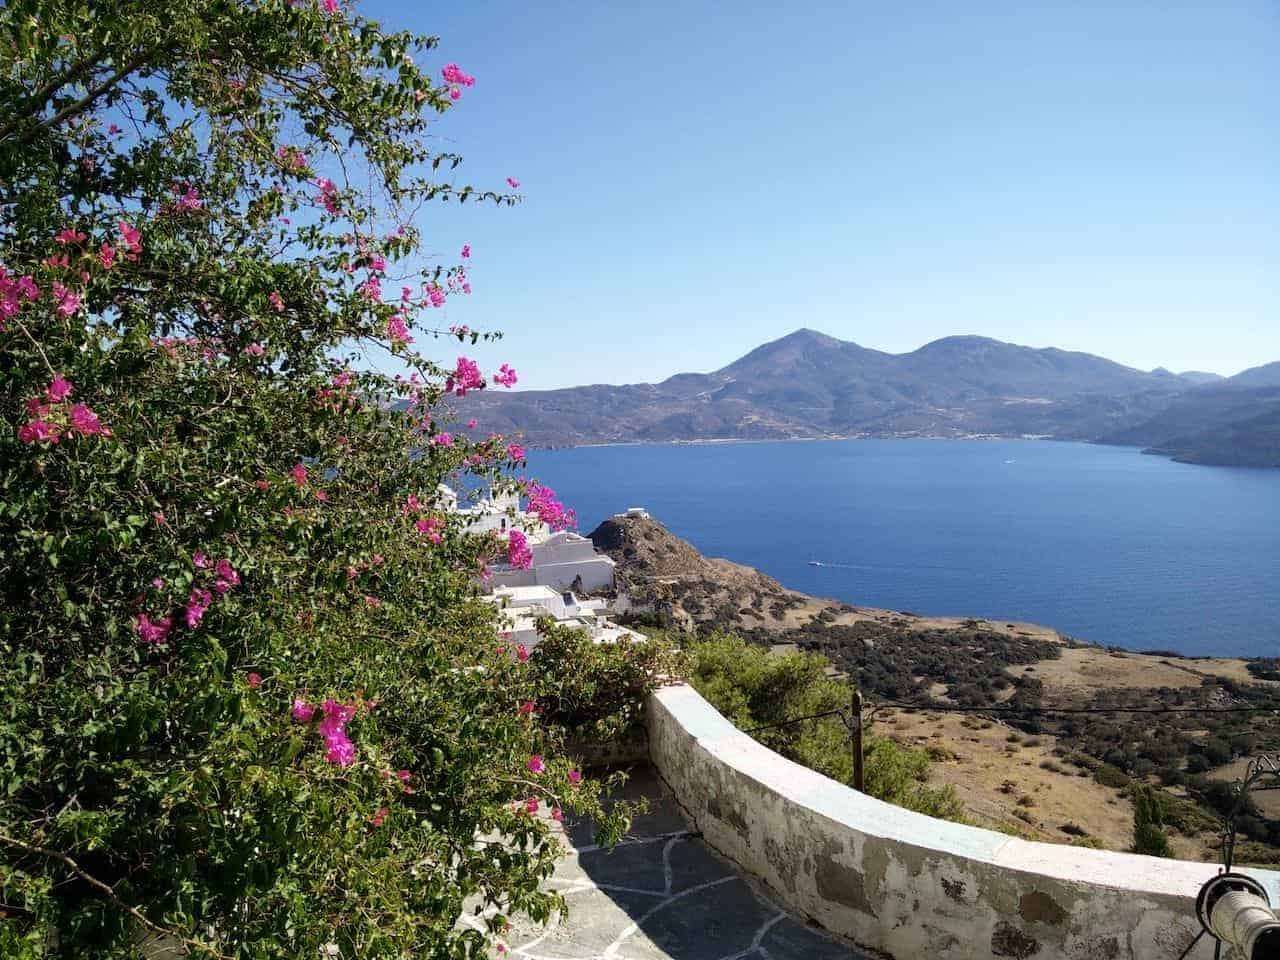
[487,530,616,592]
[485,584,639,651]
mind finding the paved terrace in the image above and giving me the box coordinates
[477,767,873,960]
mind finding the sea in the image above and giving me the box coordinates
[524,439,1280,658]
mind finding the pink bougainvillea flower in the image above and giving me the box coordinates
[55,228,87,246]
[506,443,526,461]
[568,769,582,786]
[192,551,211,569]
[136,613,173,645]
[524,797,539,814]
[466,418,478,430]
[493,364,518,388]
[526,755,545,774]
[425,284,445,308]
[369,806,389,827]
[516,643,530,663]
[359,276,382,302]
[170,185,202,212]
[429,432,452,447]
[506,177,520,189]
[318,699,357,766]
[18,419,59,444]
[314,177,341,214]
[313,489,328,503]
[518,700,536,715]
[415,516,443,544]
[445,357,485,397]
[151,577,165,589]
[440,63,475,87]
[551,807,564,822]
[448,86,461,101]
[507,529,533,570]
[117,220,142,258]
[526,482,576,531]
[290,463,308,487]
[46,375,72,402]
[386,314,413,347]
[184,587,213,628]
[247,672,262,689]
[15,275,39,300]
[214,559,240,595]
[243,342,265,357]
[368,254,386,272]
[332,370,353,389]
[98,242,116,270]
[268,291,285,312]
[51,282,81,316]
[396,769,411,784]
[68,404,109,437]
[292,698,317,722]
[460,243,471,259]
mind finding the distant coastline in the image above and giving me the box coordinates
[540,434,1270,470]
[460,329,1280,467]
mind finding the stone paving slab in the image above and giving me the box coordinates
[472,766,874,960]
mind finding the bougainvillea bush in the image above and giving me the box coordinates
[0,1,651,956]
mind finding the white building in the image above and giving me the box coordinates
[440,484,551,540]
[487,530,616,592]
[437,484,615,592]
[485,584,640,651]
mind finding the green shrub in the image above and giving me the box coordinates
[686,634,965,822]
[0,3,652,955]
[1093,764,1132,790]
[1132,785,1173,857]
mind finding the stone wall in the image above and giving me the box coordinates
[647,683,1280,960]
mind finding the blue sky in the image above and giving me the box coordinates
[364,0,1278,389]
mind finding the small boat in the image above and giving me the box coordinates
[808,560,825,567]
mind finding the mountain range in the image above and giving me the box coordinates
[459,330,1280,467]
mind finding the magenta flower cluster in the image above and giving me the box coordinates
[136,554,241,646]
[441,62,475,101]
[526,482,575,531]
[19,376,111,444]
[292,697,359,766]
[506,528,533,569]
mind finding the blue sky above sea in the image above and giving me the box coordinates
[363,0,1279,389]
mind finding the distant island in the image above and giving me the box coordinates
[459,329,1280,467]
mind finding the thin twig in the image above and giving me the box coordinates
[0,832,232,960]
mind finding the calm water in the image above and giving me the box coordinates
[525,440,1280,657]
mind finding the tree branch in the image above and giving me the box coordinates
[0,51,155,145]
[0,832,232,960]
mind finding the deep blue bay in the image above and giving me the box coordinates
[524,439,1280,658]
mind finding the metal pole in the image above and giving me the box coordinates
[852,687,864,792]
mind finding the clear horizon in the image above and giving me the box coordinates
[366,0,1279,389]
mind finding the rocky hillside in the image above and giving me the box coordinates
[588,514,806,628]
[1099,383,1280,467]
[458,329,1279,461]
